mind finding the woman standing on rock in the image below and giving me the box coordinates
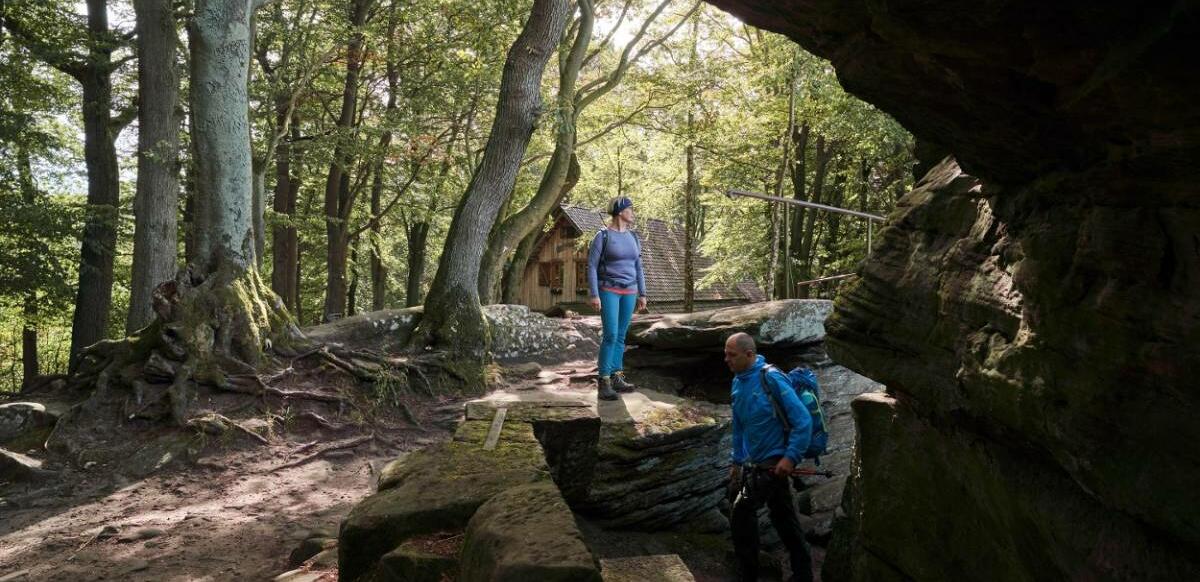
[587,196,647,401]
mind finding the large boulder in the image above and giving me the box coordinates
[0,448,53,483]
[458,482,601,582]
[824,393,1200,581]
[793,363,882,537]
[574,390,732,532]
[303,305,599,362]
[627,300,832,350]
[698,0,1200,577]
[339,420,550,581]
[304,308,421,352]
[484,304,600,362]
[823,157,1200,578]
[0,402,59,451]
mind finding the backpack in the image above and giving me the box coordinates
[759,365,829,463]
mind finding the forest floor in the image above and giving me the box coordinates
[0,372,464,582]
[2,353,811,582]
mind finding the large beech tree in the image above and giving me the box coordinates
[416,0,571,361]
[68,0,300,425]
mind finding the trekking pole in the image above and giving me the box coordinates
[791,467,835,478]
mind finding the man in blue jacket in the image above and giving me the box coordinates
[725,332,813,582]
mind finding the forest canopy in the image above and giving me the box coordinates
[0,0,912,393]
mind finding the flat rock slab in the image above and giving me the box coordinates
[464,396,595,422]
[339,421,550,581]
[600,554,696,582]
[459,483,601,582]
[628,300,832,349]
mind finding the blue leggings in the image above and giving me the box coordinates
[598,290,637,377]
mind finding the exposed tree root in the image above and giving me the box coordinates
[271,434,374,472]
[186,412,270,445]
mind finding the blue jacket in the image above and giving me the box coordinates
[587,228,646,298]
[731,355,813,465]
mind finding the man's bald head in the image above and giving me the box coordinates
[727,332,756,354]
[724,332,758,372]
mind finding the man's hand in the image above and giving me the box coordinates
[772,457,795,477]
[589,296,601,311]
[636,296,647,312]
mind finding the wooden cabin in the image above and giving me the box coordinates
[518,204,765,313]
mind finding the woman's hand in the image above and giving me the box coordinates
[636,296,647,313]
[589,296,601,311]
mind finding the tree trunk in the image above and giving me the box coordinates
[501,227,540,305]
[500,153,581,304]
[768,201,780,300]
[404,221,430,308]
[252,158,266,269]
[322,0,372,322]
[787,120,809,297]
[17,144,39,386]
[798,135,835,296]
[774,71,796,298]
[683,12,701,312]
[477,2,593,304]
[683,119,697,312]
[271,109,300,311]
[183,155,197,264]
[369,1,401,312]
[369,164,387,311]
[128,0,181,333]
[347,237,360,316]
[68,0,120,370]
[60,0,299,430]
[190,0,258,272]
[824,173,846,261]
[418,0,571,359]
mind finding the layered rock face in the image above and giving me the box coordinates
[703,0,1200,578]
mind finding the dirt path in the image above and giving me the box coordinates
[0,425,453,581]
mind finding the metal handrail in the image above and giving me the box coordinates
[795,273,857,288]
[725,189,885,222]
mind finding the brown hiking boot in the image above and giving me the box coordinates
[597,376,619,401]
[611,371,636,393]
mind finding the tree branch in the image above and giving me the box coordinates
[576,0,699,111]
[581,0,632,70]
[0,10,88,80]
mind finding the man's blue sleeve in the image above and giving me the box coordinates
[587,231,603,297]
[731,409,746,464]
[771,371,812,464]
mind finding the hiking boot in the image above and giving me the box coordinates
[597,376,619,401]
[611,371,636,393]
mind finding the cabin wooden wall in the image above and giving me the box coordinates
[519,226,590,311]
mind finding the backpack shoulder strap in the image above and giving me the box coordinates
[759,365,791,433]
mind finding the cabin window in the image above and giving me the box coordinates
[575,260,589,295]
[538,260,563,289]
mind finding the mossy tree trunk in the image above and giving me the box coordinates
[416,0,571,362]
[70,0,301,426]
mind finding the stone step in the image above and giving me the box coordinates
[600,554,695,582]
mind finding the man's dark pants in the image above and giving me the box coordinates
[730,466,813,582]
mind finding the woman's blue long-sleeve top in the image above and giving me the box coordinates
[587,229,646,298]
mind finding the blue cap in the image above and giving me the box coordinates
[608,196,633,216]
